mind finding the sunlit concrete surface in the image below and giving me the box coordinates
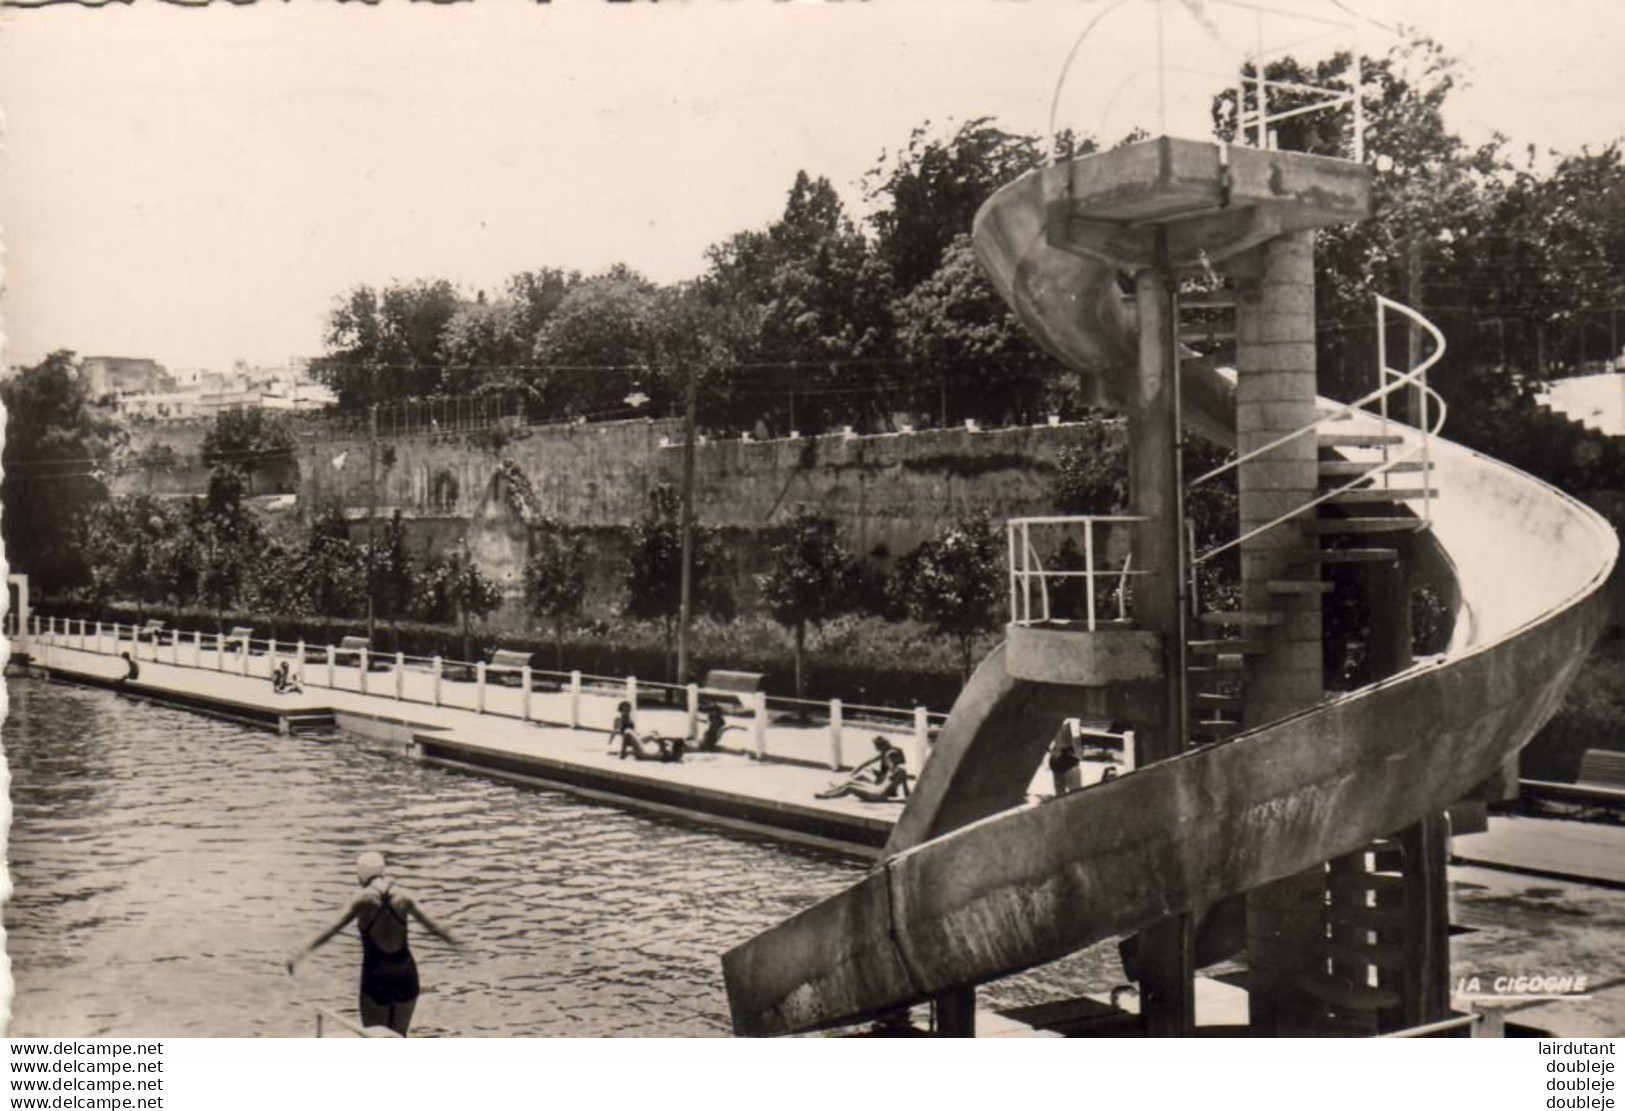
[1542,373,1625,436]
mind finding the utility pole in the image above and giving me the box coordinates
[367,402,379,643]
[676,362,699,686]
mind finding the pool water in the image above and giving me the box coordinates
[0,678,1125,1036]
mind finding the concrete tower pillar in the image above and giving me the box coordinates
[1233,231,1331,1036]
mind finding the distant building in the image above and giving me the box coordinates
[81,356,173,399]
[112,360,335,420]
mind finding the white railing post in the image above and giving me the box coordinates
[752,691,768,760]
[476,663,487,714]
[432,657,443,707]
[95,621,103,653]
[686,683,699,741]
[1085,519,1098,630]
[326,645,336,689]
[624,675,637,710]
[294,639,305,681]
[1124,729,1137,772]
[268,636,278,667]
[358,648,369,695]
[522,667,533,721]
[829,698,844,770]
[395,653,405,701]
[569,671,582,728]
[193,631,203,669]
[172,632,181,668]
[240,639,251,677]
[1008,522,1019,624]
[912,706,930,774]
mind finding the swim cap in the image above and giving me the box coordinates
[355,850,386,884]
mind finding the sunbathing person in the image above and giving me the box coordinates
[271,660,303,695]
[817,747,909,802]
[619,730,685,763]
[697,703,739,752]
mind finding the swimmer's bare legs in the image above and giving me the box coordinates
[360,993,416,1036]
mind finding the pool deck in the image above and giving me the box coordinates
[23,640,922,857]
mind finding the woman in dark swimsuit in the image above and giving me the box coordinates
[287,851,461,1036]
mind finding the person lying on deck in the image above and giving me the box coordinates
[816,747,910,802]
[271,661,303,695]
[619,730,686,763]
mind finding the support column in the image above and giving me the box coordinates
[1125,255,1195,1037]
[934,986,976,1038]
[1366,555,1452,1033]
[1234,231,1330,1037]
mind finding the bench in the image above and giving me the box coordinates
[486,649,534,687]
[1578,748,1625,793]
[222,626,255,653]
[701,669,766,712]
[136,619,171,645]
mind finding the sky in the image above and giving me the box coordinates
[0,0,1621,372]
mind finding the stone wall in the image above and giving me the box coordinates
[110,410,1122,626]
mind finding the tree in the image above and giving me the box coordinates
[81,495,182,610]
[532,265,669,419]
[201,407,296,495]
[523,517,588,668]
[317,279,463,409]
[758,509,859,700]
[296,504,368,619]
[623,485,733,679]
[893,233,1065,426]
[364,510,416,649]
[866,118,1048,292]
[896,513,1004,682]
[190,466,264,625]
[1,351,123,592]
[704,171,896,433]
[412,546,503,661]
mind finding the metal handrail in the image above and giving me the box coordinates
[1008,516,1150,630]
[1191,295,1447,565]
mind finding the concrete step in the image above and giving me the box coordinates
[1193,692,1243,709]
[1198,610,1282,628]
[1319,459,1434,477]
[1188,659,1245,675]
[1324,902,1408,929]
[1178,294,1236,310]
[1283,547,1400,565]
[1318,431,1407,447]
[1188,638,1268,655]
[1304,517,1425,535]
[1267,579,1335,595]
[1327,871,1407,897]
[1323,939,1410,973]
[1296,973,1402,1012]
[1325,488,1438,505]
[1178,329,1236,345]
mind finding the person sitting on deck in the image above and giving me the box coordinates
[117,652,139,686]
[286,850,462,1037]
[697,703,738,752]
[608,701,638,752]
[830,735,895,789]
[816,747,909,803]
[271,660,303,695]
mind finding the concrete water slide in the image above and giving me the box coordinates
[722,147,1618,1037]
